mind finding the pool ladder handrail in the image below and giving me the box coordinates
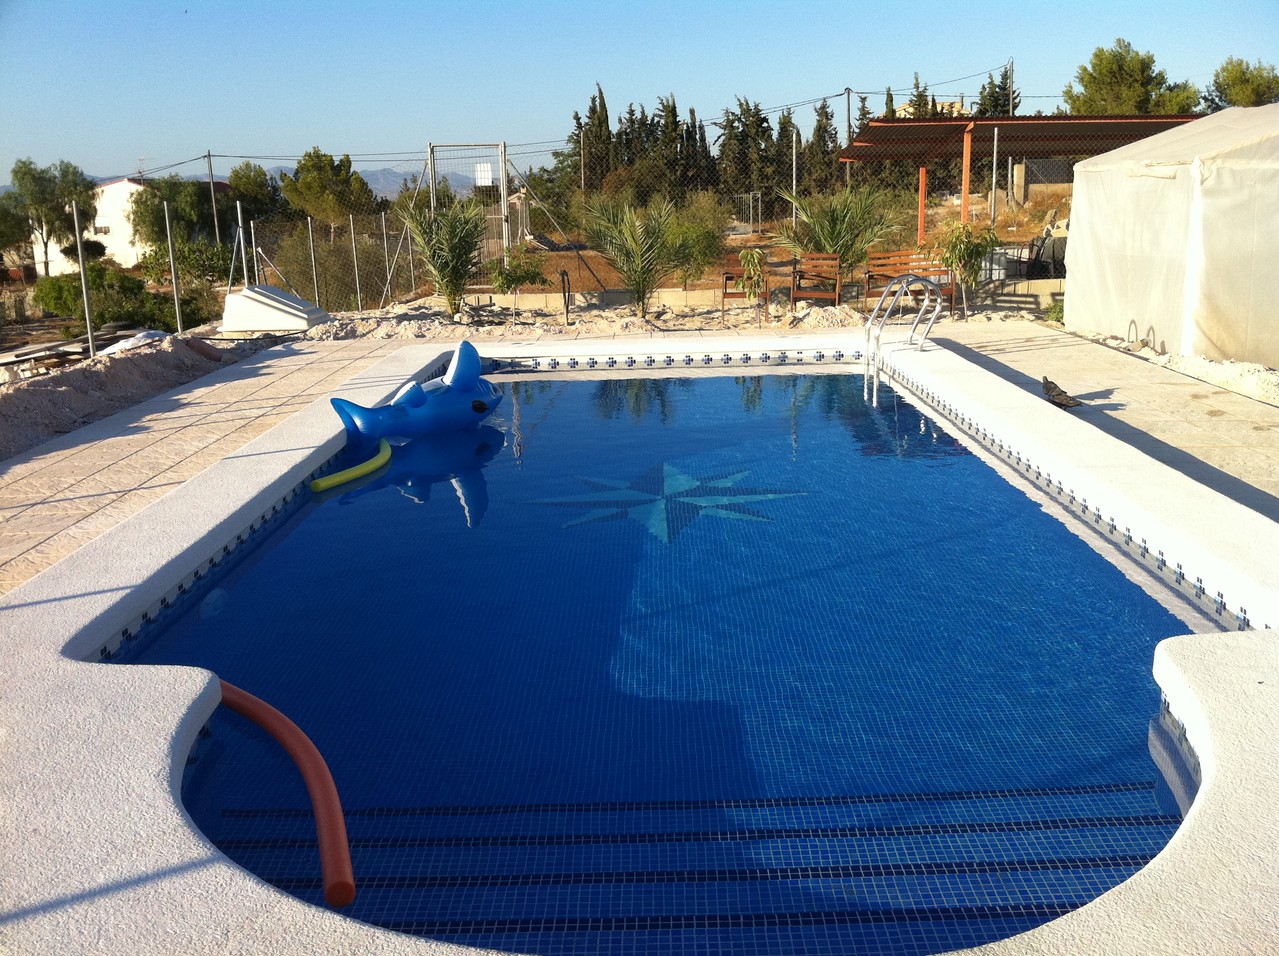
[863,274,944,405]
[218,680,356,907]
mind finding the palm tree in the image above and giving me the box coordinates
[581,199,690,319]
[776,187,898,276]
[401,200,486,317]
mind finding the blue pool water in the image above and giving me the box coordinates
[125,372,1188,956]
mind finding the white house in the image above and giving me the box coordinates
[36,177,147,276]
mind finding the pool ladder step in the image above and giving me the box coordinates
[215,781,1180,953]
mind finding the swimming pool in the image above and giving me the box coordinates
[122,370,1190,956]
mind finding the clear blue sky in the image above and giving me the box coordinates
[1,0,1274,182]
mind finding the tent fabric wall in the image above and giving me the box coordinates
[1065,104,1279,366]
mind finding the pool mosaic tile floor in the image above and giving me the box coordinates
[128,372,1190,955]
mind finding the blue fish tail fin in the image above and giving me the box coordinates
[330,397,380,454]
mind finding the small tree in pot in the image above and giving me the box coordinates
[491,245,551,325]
[734,247,768,327]
[932,221,1000,318]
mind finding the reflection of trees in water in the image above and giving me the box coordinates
[535,374,963,460]
[735,374,966,460]
[805,375,966,459]
[591,378,691,423]
[508,380,560,406]
[736,375,765,413]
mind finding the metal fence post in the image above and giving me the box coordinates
[349,213,362,312]
[405,225,415,293]
[163,200,184,332]
[250,219,260,286]
[307,217,319,306]
[235,201,249,289]
[499,142,510,263]
[381,212,391,299]
[70,200,95,357]
[791,128,799,229]
[427,144,437,213]
[990,126,999,226]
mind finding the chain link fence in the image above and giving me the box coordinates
[3,107,1199,336]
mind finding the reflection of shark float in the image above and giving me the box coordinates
[318,425,506,527]
[313,341,502,493]
[330,341,501,451]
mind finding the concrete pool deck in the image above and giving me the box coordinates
[1,318,1277,954]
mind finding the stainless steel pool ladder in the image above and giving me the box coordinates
[863,274,945,405]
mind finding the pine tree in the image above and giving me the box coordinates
[855,95,872,135]
[801,99,841,194]
[714,108,748,198]
[774,109,801,200]
[581,83,614,190]
[655,94,683,198]
[908,73,931,118]
[974,67,1020,116]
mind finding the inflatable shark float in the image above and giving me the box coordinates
[330,341,502,452]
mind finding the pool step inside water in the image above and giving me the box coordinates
[218,782,1178,956]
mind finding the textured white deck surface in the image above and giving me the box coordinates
[1,321,1276,954]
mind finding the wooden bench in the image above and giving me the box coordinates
[789,253,842,307]
[721,254,769,321]
[864,249,955,312]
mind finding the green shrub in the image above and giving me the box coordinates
[59,239,107,261]
[138,240,234,287]
[491,245,552,323]
[31,262,220,334]
[666,192,729,287]
[930,221,1001,317]
[260,223,400,312]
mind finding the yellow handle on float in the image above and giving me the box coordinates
[310,438,392,493]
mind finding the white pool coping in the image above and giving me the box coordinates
[1,332,1276,955]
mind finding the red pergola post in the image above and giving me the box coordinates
[960,123,973,224]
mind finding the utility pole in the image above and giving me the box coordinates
[845,88,853,185]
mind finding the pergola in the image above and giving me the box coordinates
[838,115,1198,243]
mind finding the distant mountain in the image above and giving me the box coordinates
[264,165,477,199]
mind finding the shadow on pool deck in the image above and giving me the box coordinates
[933,336,1279,524]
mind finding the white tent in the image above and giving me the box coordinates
[1065,104,1279,366]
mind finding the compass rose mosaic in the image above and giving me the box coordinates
[535,462,805,543]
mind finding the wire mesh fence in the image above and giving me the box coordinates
[4,107,1201,333]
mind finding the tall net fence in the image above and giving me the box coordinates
[244,154,426,314]
[3,109,1202,335]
